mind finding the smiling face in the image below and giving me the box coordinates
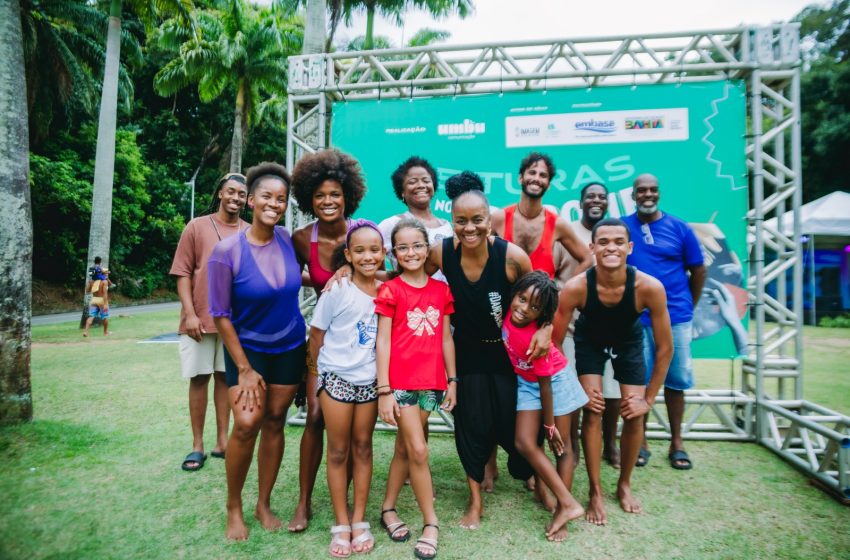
[312,179,345,222]
[249,177,288,228]
[519,159,551,200]
[402,166,436,209]
[218,179,248,217]
[345,227,385,280]
[392,226,429,274]
[581,184,608,224]
[632,176,660,217]
[510,286,542,328]
[452,193,490,249]
[591,225,632,269]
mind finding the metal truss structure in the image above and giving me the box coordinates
[286,25,849,500]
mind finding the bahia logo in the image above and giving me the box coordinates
[438,119,486,136]
[626,118,664,130]
[574,119,616,134]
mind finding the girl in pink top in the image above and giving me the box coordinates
[374,218,456,560]
[501,271,588,542]
[289,149,366,532]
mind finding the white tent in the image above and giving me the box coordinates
[764,191,850,236]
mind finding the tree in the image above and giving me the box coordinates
[0,0,33,424]
[154,0,303,172]
[341,0,472,50]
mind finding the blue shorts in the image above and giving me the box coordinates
[89,306,109,320]
[643,322,694,390]
[516,366,589,416]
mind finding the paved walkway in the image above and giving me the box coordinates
[32,302,180,326]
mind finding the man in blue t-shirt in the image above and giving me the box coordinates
[623,173,706,471]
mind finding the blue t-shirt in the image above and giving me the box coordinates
[207,226,306,353]
[623,212,704,325]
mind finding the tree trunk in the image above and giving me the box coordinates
[0,0,33,424]
[364,3,375,50]
[86,0,122,279]
[303,0,327,55]
[230,80,245,173]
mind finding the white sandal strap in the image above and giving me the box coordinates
[331,524,352,535]
[351,522,371,530]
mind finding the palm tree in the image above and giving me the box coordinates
[0,0,33,424]
[154,0,303,172]
[342,0,472,50]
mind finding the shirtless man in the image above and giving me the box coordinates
[553,217,672,524]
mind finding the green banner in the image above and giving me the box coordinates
[331,81,749,358]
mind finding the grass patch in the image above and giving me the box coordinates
[1,311,848,559]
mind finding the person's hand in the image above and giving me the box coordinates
[620,394,652,420]
[527,325,552,360]
[583,387,605,414]
[441,385,457,412]
[379,394,400,426]
[235,368,266,412]
[185,314,204,342]
[547,426,565,457]
[322,264,353,293]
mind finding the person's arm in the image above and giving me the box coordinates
[440,318,457,411]
[101,282,109,310]
[491,208,506,237]
[214,315,266,411]
[538,375,564,456]
[424,239,443,277]
[308,326,326,370]
[552,277,583,346]
[176,276,203,342]
[375,315,399,426]
[555,218,593,276]
[688,264,707,307]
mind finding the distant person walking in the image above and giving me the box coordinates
[170,173,248,472]
[82,268,111,337]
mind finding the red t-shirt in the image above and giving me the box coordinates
[501,311,568,382]
[374,276,455,391]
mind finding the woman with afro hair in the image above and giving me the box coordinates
[288,149,366,534]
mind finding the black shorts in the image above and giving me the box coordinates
[224,343,306,387]
[574,330,645,386]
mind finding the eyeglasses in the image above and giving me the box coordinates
[395,242,428,253]
[640,223,654,245]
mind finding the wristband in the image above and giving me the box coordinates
[543,423,556,439]
[447,377,458,384]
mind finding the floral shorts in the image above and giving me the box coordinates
[318,371,377,404]
[393,389,445,412]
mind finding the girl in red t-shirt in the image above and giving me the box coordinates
[374,218,456,560]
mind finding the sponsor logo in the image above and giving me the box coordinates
[574,118,616,134]
[437,119,485,136]
[625,118,664,130]
[385,126,426,135]
[514,126,541,138]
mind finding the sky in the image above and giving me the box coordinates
[331,0,823,47]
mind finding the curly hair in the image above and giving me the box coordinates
[445,170,488,207]
[390,156,438,201]
[244,163,290,196]
[519,151,556,178]
[290,149,366,218]
[511,270,559,327]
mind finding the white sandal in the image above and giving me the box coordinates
[329,524,352,558]
[351,521,375,554]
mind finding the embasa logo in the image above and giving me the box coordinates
[625,118,664,130]
[438,119,485,136]
[574,119,616,134]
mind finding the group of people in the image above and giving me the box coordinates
[169,149,707,558]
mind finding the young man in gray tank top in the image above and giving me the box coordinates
[553,218,672,525]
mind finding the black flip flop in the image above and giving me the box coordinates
[668,449,693,470]
[181,451,207,471]
[211,450,225,459]
[636,447,651,467]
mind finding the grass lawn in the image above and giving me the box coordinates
[1,310,848,559]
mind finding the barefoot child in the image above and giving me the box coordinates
[502,271,587,541]
[312,220,385,557]
[375,218,457,560]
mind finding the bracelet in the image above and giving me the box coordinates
[376,384,390,390]
[447,377,458,384]
[377,390,393,397]
[543,423,556,439]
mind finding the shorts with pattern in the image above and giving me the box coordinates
[318,371,377,404]
[393,389,445,412]
[89,306,109,320]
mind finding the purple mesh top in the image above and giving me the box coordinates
[208,226,305,353]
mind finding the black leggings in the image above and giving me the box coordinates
[452,373,534,483]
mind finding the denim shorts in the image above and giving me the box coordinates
[643,321,694,390]
[516,365,589,416]
[393,389,445,412]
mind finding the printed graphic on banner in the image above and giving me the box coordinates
[505,108,689,147]
[330,81,748,358]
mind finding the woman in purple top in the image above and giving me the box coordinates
[208,162,306,541]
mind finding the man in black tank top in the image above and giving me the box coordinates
[553,218,672,526]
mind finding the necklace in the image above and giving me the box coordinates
[516,204,543,220]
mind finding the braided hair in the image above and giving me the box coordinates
[511,270,559,327]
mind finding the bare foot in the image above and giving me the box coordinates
[603,446,621,469]
[460,502,482,530]
[618,483,643,514]
[534,483,557,513]
[585,491,607,526]
[287,503,311,533]
[255,504,283,531]
[545,500,584,540]
[549,525,568,542]
[82,332,89,337]
[524,475,536,492]
[482,463,498,493]
[226,506,249,541]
